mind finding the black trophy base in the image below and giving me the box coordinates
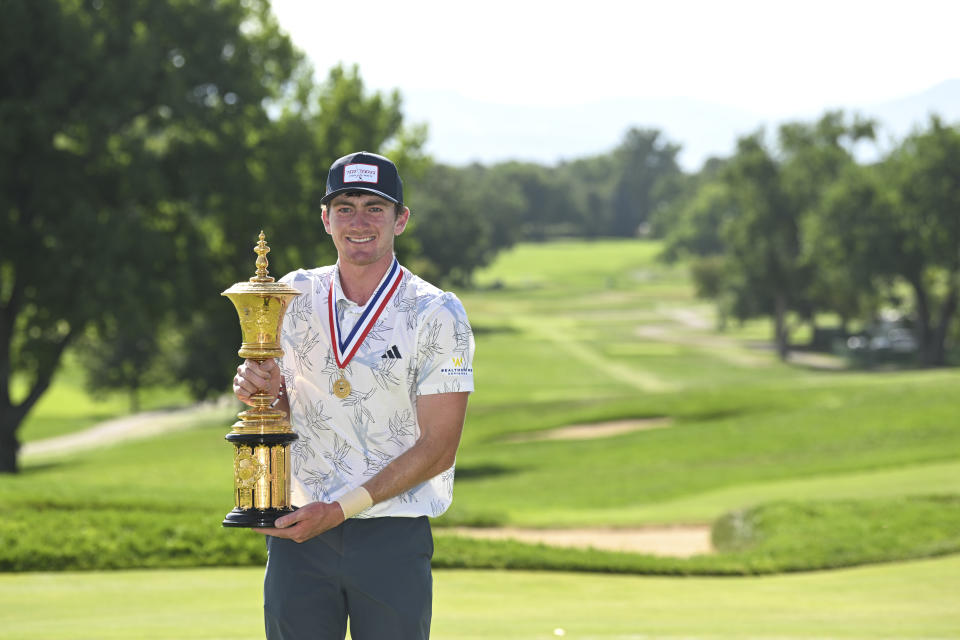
[222,507,296,528]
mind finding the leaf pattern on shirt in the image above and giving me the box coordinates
[372,357,401,391]
[303,467,334,502]
[277,359,295,396]
[441,379,463,393]
[440,467,455,496]
[365,319,392,344]
[453,319,472,358]
[387,409,416,447]
[418,320,442,361]
[314,273,331,297]
[349,410,371,452]
[323,435,353,475]
[392,276,408,306]
[294,327,322,374]
[396,488,417,504]
[287,292,313,328]
[395,296,417,329]
[362,449,393,477]
[430,499,447,517]
[302,398,331,436]
[406,358,423,403]
[291,432,316,475]
[343,385,376,425]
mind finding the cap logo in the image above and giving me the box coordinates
[343,163,379,184]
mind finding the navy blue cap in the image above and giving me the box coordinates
[320,151,403,206]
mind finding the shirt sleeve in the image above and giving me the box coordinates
[415,292,475,396]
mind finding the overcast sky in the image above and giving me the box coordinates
[270,0,958,116]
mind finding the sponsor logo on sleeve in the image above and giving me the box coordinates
[441,357,473,376]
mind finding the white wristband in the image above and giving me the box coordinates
[336,486,373,519]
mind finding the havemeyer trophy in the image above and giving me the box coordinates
[221,231,301,527]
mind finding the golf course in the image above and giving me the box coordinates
[3,239,959,639]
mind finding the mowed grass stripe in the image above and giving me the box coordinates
[1,556,958,639]
[511,315,676,392]
[498,459,960,527]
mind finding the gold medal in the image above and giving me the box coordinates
[328,259,403,402]
[333,375,352,399]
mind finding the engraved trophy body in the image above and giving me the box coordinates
[221,232,301,527]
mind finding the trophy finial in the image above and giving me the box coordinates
[251,230,275,283]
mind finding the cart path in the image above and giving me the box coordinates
[20,398,236,459]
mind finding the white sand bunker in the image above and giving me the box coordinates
[444,525,713,557]
[507,418,672,442]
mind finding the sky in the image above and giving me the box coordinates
[269,0,960,165]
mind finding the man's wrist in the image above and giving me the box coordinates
[336,486,373,519]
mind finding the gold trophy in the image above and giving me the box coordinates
[221,231,301,528]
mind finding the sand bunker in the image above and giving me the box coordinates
[507,418,672,442]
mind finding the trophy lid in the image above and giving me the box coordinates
[222,231,302,297]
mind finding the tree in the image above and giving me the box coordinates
[882,116,960,365]
[486,161,579,241]
[609,128,682,237]
[720,132,806,360]
[703,113,876,359]
[779,112,877,329]
[803,164,893,332]
[0,0,302,472]
[405,162,524,286]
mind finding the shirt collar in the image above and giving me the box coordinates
[331,256,399,310]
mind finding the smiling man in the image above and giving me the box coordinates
[233,151,475,640]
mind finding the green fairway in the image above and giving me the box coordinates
[2,556,958,639]
[512,458,960,526]
[5,239,960,575]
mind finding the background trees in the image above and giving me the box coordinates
[0,0,415,471]
[5,1,960,473]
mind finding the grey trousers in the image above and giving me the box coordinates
[264,516,433,640]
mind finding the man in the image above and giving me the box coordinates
[233,151,474,640]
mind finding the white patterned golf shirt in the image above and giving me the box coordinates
[276,258,475,518]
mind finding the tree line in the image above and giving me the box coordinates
[3,0,958,472]
[415,112,960,374]
[655,112,960,368]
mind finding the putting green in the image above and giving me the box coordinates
[2,555,957,639]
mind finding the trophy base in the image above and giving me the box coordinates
[222,507,297,528]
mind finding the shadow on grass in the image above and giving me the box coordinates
[455,463,516,481]
[472,324,520,336]
[17,459,82,475]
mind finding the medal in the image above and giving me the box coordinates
[333,375,352,399]
[328,258,403,399]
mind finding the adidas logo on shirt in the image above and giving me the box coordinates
[381,345,402,359]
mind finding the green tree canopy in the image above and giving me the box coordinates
[0,0,419,472]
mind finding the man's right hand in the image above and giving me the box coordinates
[233,358,282,406]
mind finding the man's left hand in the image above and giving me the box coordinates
[254,502,345,543]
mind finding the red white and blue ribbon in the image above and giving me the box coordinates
[328,258,403,369]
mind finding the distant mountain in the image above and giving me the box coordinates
[402,79,960,172]
[858,79,960,153]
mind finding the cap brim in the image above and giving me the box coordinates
[320,187,400,206]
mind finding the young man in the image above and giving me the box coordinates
[233,151,474,640]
